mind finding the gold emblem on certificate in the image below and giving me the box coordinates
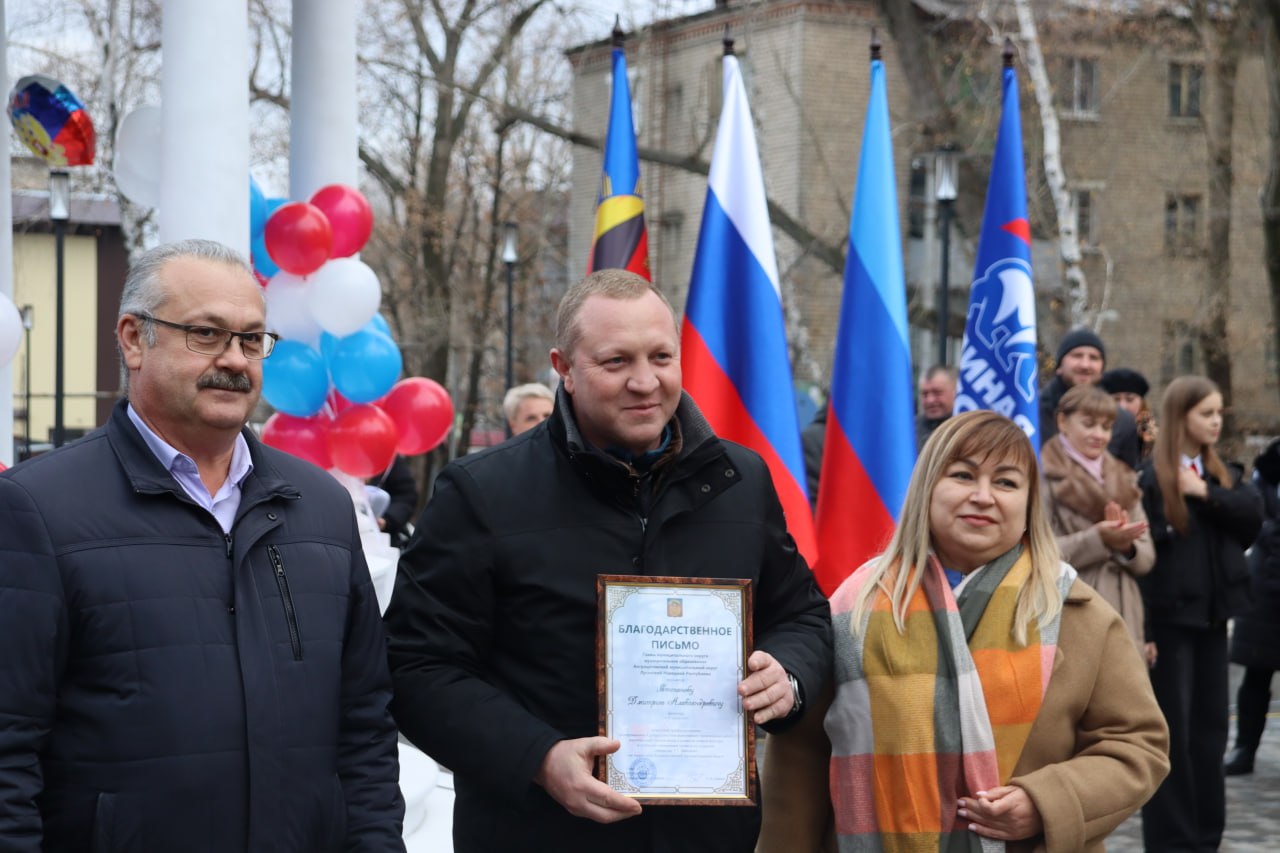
[595,575,756,806]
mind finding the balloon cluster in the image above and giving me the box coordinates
[253,180,454,477]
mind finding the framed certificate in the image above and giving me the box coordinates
[595,575,756,806]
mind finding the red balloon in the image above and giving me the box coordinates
[327,404,399,478]
[262,412,332,470]
[310,184,374,258]
[379,377,454,456]
[263,202,333,275]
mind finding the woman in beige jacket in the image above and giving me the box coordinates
[1040,384,1155,656]
[757,411,1168,853]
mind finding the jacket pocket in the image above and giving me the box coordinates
[268,544,303,660]
[91,792,114,853]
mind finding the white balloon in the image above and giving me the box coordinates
[0,294,21,368]
[265,271,322,347]
[307,258,381,337]
[113,106,163,208]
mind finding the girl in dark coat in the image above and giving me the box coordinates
[1225,438,1280,775]
[1139,376,1262,852]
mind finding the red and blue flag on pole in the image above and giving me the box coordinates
[681,40,817,566]
[588,25,650,280]
[812,48,914,595]
[954,47,1039,446]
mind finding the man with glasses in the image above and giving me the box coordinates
[0,240,405,852]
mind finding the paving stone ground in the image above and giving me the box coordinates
[1108,665,1280,852]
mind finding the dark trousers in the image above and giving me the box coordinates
[1142,623,1229,852]
[1233,667,1274,753]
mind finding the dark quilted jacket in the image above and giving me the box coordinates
[0,400,405,852]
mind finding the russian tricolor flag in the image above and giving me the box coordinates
[681,42,817,566]
[954,51,1039,445]
[813,50,915,595]
[587,25,650,280]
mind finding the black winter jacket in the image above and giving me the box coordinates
[386,390,832,852]
[1138,458,1262,629]
[0,401,405,852]
[1229,463,1280,669]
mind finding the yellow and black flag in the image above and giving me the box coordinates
[588,23,650,280]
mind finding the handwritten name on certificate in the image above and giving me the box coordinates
[596,576,755,806]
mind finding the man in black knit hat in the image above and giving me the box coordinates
[1040,327,1140,467]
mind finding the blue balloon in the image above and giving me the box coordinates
[320,316,392,368]
[251,229,279,278]
[262,340,329,416]
[330,330,402,403]
[266,196,288,217]
[249,176,268,239]
[318,331,342,368]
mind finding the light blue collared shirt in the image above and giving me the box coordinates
[127,404,254,534]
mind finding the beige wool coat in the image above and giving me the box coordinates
[756,580,1170,853]
[1039,436,1155,651]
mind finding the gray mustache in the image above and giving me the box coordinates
[198,372,253,392]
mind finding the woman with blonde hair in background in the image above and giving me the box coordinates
[1040,384,1154,658]
[758,411,1168,853]
[1138,375,1262,852]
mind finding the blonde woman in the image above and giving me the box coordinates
[759,411,1168,853]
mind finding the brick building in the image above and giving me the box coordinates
[566,0,1279,436]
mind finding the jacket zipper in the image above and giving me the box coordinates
[267,544,302,660]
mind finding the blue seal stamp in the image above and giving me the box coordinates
[629,757,656,786]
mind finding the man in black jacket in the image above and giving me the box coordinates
[386,269,832,852]
[1039,327,1140,467]
[0,240,405,852]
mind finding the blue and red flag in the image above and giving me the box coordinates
[682,46,817,566]
[954,58,1039,445]
[812,53,915,595]
[588,28,650,279]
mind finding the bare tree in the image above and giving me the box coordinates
[1191,0,1250,431]
[9,0,162,251]
[1012,0,1089,325]
[1256,0,1280,406]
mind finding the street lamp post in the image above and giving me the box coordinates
[49,169,70,448]
[20,305,34,460]
[501,221,519,431]
[934,144,959,366]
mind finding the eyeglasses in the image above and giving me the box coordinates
[138,315,279,359]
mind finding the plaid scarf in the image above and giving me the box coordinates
[825,543,1075,852]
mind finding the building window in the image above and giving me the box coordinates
[1162,320,1202,382]
[1266,332,1278,387]
[908,158,926,238]
[1165,194,1201,255]
[1062,57,1099,115]
[1169,62,1202,118]
[1075,189,1096,247]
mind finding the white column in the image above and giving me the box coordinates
[159,0,250,254]
[0,2,15,466]
[290,0,359,199]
